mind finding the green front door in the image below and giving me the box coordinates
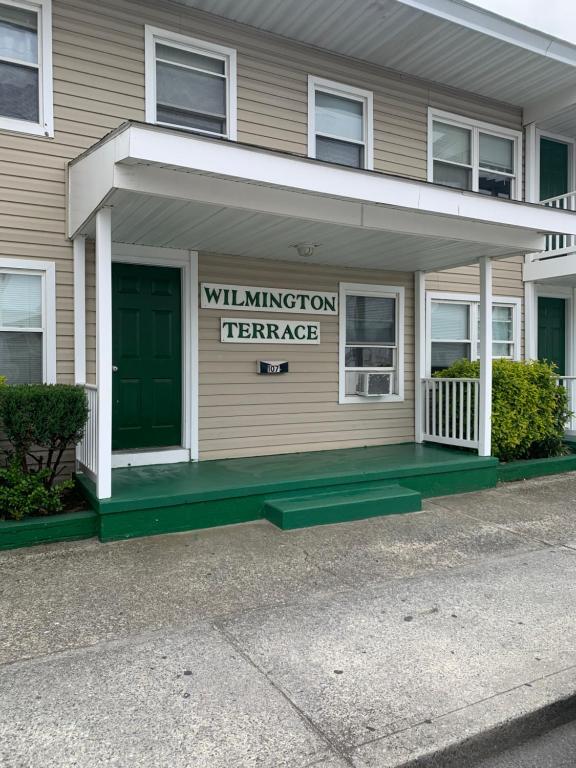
[540,138,569,201]
[538,297,566,376]
[112,263,182,451]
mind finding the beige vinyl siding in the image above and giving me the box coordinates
[0,0,526,460]
[198,254,414,460]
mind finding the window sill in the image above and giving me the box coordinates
[0,117,53,139]
[339,394,404,405]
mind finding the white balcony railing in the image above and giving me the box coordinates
[421,377,480,450]
[539,191,576,259]
[556,376,576,435]
[77,384,98,480]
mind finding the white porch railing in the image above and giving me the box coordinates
[556,376,576,435]
[421,378,480,450]
[538,191,576,258]
[77,384,98,480]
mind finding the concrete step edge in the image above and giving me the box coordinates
[359,665,576,768]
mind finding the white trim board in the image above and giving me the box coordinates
[0,0,53,138]
[427,108,523,201]
[69,124,565,251]
[424,290,521,376]
[144,25,237,141]
[111,243,199,463]
[338,282,405,405]
[0,256,56,384]
[308,75,374,170]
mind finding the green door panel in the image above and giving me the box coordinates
[538,297,566,376]
[540,138,569,201]
[112,263,182,451]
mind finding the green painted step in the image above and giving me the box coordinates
[263,483,422,530]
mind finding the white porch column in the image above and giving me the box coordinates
[524,122,539,204]
[414,271,426,443]
[524,281,538,361]
[95,207,113,499]
[73,235,86,385]
[479,256,493,457]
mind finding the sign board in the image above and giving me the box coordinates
[202,283,337,315]
[258,360,289,375]
[221,318,320,344]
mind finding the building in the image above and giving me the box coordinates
[2,0,576,536]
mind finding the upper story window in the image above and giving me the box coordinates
[428,110,522,200]
[0,259,56,384]
[339,283,404,403]
[308,76,373,170]
[145,26,237,140]
[428,293,520,374]
[0,0,53,137]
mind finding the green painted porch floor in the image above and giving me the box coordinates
[76,444,498,541]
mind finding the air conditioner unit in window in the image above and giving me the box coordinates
[355,372,393,397]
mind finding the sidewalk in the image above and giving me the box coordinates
[2,473,576,767]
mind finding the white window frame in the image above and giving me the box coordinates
[428,109,522,201]
[0,257,56,383]
[339,282,404,404]
[308,75,374,171]
[426,291,521,376]
[144,25,237,141]
[0,0,53,137]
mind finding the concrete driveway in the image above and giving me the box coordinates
[2,473,576,767]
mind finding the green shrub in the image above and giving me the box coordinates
[0,384,88,488]
[435,358,570,462]
[0,461,73,521]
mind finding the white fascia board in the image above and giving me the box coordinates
[68,129,131,237]
[395,0,576,67]
[524,253,576,283]
[123,125,574,238]
[524,85,576,126]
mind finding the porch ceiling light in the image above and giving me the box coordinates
[292,243,321,258]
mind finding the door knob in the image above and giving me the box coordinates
[112,365,118,372]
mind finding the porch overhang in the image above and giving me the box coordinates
[67,122,576,272]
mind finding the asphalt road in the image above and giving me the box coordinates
[474,720,576,767]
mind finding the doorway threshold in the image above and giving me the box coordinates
[111,448,190,469]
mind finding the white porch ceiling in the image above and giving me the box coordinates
[101,189,517,272]
[174,0,576,106]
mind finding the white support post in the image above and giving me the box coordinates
[95,207,113,499]
[414,271,426,443]
[73,235,86,385]
[524,281,537,361]
[524,122,539,204]
[479,256,493,457]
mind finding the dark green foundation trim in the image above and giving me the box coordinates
[76,444,500,542]
[497,451,576,483]
[0,509,98,551]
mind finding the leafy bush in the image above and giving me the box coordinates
[435,358,570,462]
[0,461,73,521]
[0,384,88,488]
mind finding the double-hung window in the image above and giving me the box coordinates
[145,26,237,139]
[309,76,373,170]
[339,283,404,402]
[429,294,520,374]
[0,0,53,136]
[0,259,55,383]
[429,110,521,200]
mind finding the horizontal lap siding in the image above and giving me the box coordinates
[0,0,525,460]
[198,254,414,460]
